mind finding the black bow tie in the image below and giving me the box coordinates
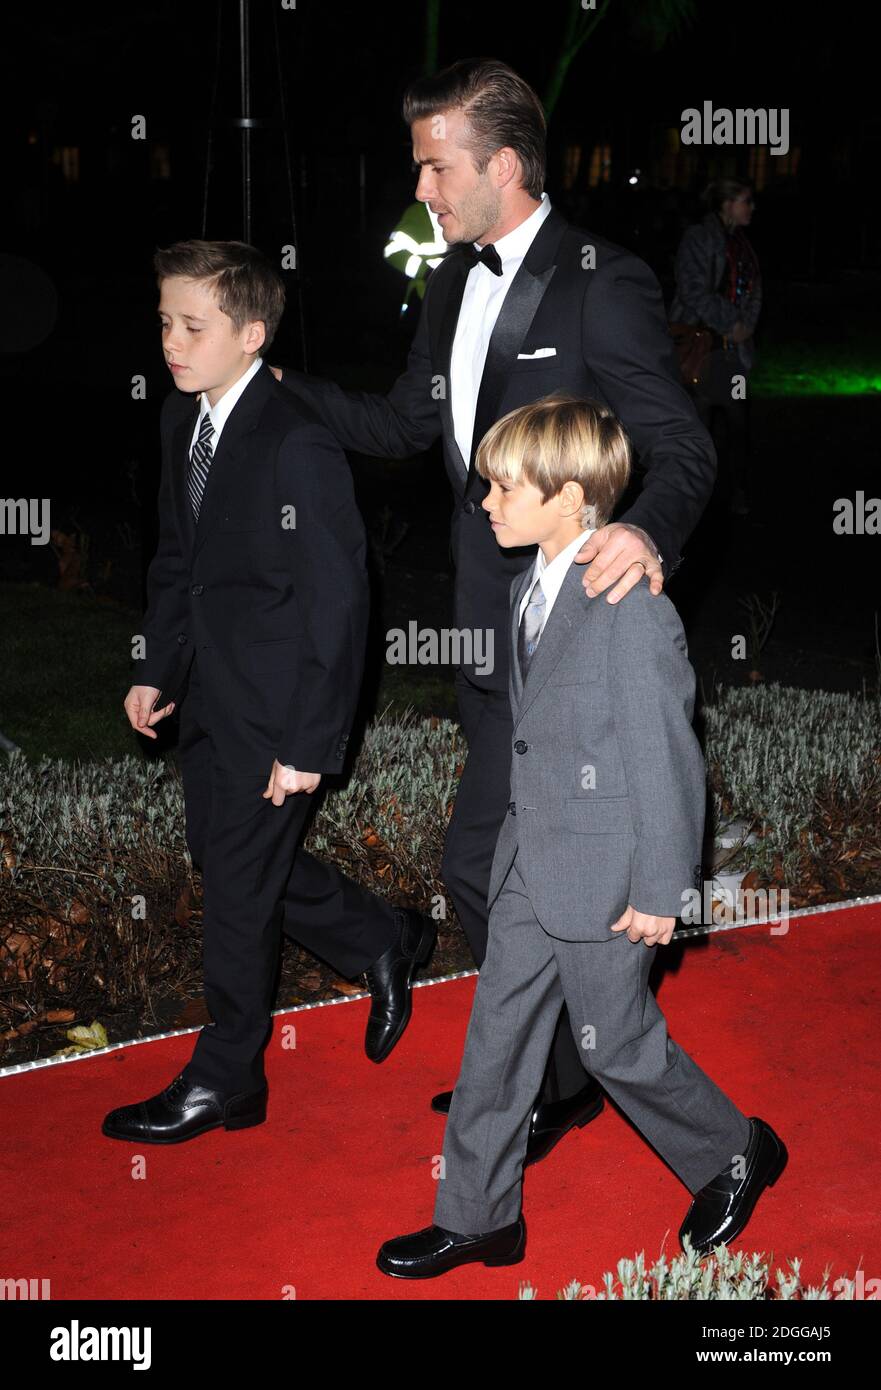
[462,242,503,276]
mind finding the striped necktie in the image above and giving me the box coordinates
[188,410,215,521]
[517,576,546,683]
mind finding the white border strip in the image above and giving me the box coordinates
[0,969,477,1079]
[2,892,880,1080]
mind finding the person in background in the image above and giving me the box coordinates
[669,179,762,516]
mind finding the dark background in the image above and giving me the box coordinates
[1,0,878,737]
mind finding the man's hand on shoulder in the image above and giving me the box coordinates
[269,365,282,382]
[262,759,321,806]
[573,522,664,603]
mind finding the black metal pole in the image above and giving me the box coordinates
[239,0,252,242]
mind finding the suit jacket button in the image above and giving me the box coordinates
[508,801,516,815]
[191,584,204,596]
[513,740,527,754]
[177,634,188,645]
[463,500,476,514]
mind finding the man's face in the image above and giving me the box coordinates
[411,106,502,246]
[724,190,754,227]
[158,275,263,398]
[481,475,561,549]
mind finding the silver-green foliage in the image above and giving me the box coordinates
[0,707,464,896]
[702,683,881,879]
[518,1232,860,1299]
[1,689,877,894]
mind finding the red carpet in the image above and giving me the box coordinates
[1,901,878,1300]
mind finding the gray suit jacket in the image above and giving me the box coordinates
[487,563,706,941]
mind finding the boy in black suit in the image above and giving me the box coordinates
[103,241,434,1145]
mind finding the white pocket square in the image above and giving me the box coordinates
[517,347,557,359]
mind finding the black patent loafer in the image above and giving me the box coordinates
[377,1216,526,1279]
[524,1078,605,1166]
[364,908,437,1063]
[101,1071,267,1144]
[430,1077,604,1167]
[679,1116,788,1255]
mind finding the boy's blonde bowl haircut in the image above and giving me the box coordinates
[474,392,632,530]
[153,239,285,357]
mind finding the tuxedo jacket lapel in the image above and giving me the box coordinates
[468,261,556,487]
[430,206,570,496]
[433,255,470,484]
[434,208,570,497]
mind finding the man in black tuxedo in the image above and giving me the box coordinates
[271,59,717,1165]
[103,240,436,1146]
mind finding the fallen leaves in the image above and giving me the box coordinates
[0,1008,76,1043]
[330,978,364,997]
[52,1020,109,1058]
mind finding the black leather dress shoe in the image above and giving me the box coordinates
[430,1077,604,1167]
[377,1216,525,1279]
[363,908,437,1063]
[101,1071,268,1144]
[679,1116,788,1255]
[524,1079,605,1166]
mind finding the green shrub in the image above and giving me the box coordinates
[703,682,881,883]
[518,1233,864,1299]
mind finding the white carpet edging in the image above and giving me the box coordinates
[1,892,879,1079]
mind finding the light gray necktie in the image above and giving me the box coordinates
[188,410,215,521]
[517,575,546,682]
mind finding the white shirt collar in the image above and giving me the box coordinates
[472,191,551,268]
[197,356,263,442]
[527,526,596,611]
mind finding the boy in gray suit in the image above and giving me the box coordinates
[378,393,787,1279]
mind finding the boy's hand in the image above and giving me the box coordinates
[573,522,663,603]
[610,904,676,947]
[262,760,321,805]
[124,685,175,739]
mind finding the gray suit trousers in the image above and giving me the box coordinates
[433,852,752,1235]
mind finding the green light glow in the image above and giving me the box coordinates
[751,349,881,397]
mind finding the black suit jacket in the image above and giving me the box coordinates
[132,364,369,774]
[279,204,716,692]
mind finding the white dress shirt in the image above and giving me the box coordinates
[450,192,552,476]
[518,526,596,638]
[189,355,264,454]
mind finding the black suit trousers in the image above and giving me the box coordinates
[441,668,587,1104]
[176,656,400,1096]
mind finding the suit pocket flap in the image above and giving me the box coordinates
[245,638,300,672]
[563,796,635,834]
[221,513,266,531]
[509,356,561,373]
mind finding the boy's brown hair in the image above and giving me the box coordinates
[153,239,285,356]
[474,392,631,529]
